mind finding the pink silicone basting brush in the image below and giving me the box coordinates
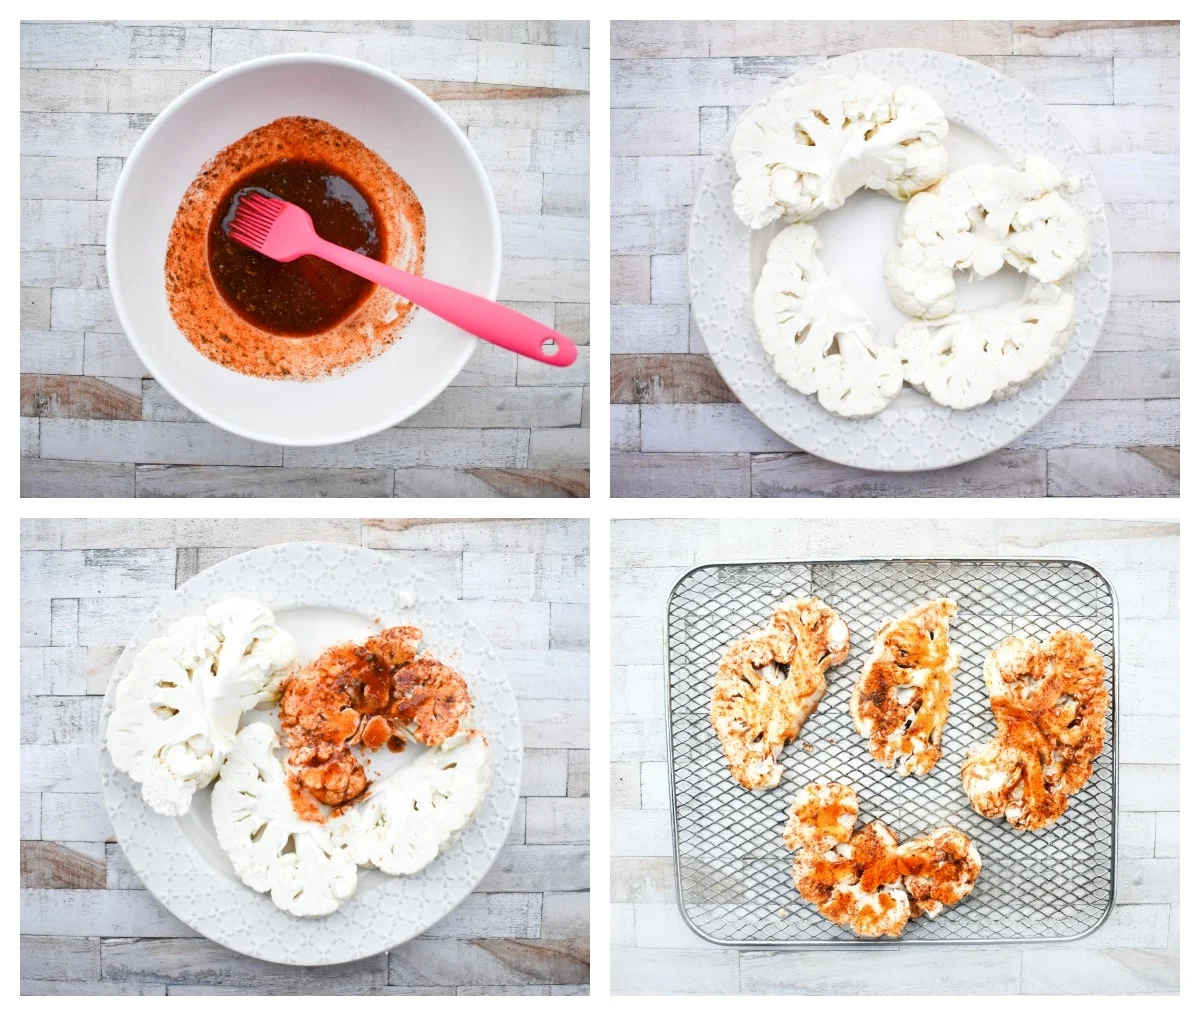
[227,192,577,367]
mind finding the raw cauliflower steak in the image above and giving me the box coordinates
[962,629,1108,831]
[105,599,296,816]
[785,782,980,938]
[754,223,903,419]
[732,72,948,229]
[710,597,850,790]
[849,599,960,776]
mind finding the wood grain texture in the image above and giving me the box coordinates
[609,20,1179,497]
[610,519,1179,995]
[20,20,589,498]
[21,519,590,996]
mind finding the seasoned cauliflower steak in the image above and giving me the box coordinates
[711,597,850,790]
[732,73,948,229]
[784,783,981,938]
[895,283,1075,410]
[279,626,474,811]
[884,156,1089,320]
[106,599,296,816]
[849,599,960,776]
[754,224,903,418]
[331,731,490,876]
[962,630,1108,831]
[211,723,358,918]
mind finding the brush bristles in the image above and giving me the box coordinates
[228,193,284,250]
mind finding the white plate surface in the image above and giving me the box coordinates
[97,542,523,966]
[688,48,1113,472]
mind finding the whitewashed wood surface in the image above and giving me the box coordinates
[20,21,590,498]
[611,518,1178,995]
[20,518,590,995]
[610,20,1179,497]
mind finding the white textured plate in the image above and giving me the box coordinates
[97,542,523,966]
[688,48,1113,472]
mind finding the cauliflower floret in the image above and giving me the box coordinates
[884,157,1090,319]
[106,599,296,816]
[895,283,1075,410]
[732,73,948,229]
[754,223,902,418]
[331,732,490,876]
[211,723,358,917]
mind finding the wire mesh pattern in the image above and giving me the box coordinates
[665,558,1117,946]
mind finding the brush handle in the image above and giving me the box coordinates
[309,238,577,367]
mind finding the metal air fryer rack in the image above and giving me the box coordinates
[664,558,1118,947]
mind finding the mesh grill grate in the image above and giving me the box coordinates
[665,558,1117,946]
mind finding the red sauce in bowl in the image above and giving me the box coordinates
[208,160,384,336]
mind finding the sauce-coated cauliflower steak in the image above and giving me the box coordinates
[106,599,297,816]
[711,597,850,790]
[895,283,1075,410]
[754,224,903,418]
[732,73,948,229]
[884,157,1089,321]
[849,599,960,776]
[211,723,359,918]
[785,783,980,938]
[962,630,1108,831]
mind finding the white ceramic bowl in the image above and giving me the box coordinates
[107,54,501,446]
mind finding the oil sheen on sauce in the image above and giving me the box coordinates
[208,160,383,337]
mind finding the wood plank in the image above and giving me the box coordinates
[20,330,85,377]
[609,808,672,856]
[53,518,362,550]
[611,305,691,354]
[1156,813,1179,858]
[517,699,589,748]
[21,199,108,247]
[749,448,1048,497]
[21,24,212,70]
[20,696,104,745]
[516,346,590,387]
[974,56,1113,103]
[19,156,95,198]
[20,936,100,982]
[542,173,588,216]
[20,68,210,113]
[549,603,588,651]
[393,468,589,498]
[1107,203,1179,254]
[1010,399,1178,449]
[1121,715,1180,765]
[1049,105,1178,154]
[82,333,148,377]
[1119,767,1179,815]
[23,981,165,996]
[21,889,198,937]
[21,647,88,696]
[21,458,135,499]
[20,841,105,889]
[21,111,155,159]
[611,20,1013,58]
[526,798,589,844]
[1115,57,1180,104]
[501,650,588,702]
[611,405,640,451]
[498,257,588,302]
[101,936,388,989]
[650,254,688,304]
[1013,21,1179,57]
[21,375,141,420]
[567,751,589,798]
[1048,447,1178,496]
[1112,253,1180,301]
[611,354,735,404]
[611,210,689,255]
[527,429,589,469]
[283,428,529,470]
[1019,947,1177,993]
[611,947,738,995]
[611,256,651,304]
[519,749,569,798]
[1090,153,1178,204]
[389,938,588,987]
[1098,302,1178,352]
[740,947,1022,994]
[555,304,589,345]
[639,404,795,453]
[612,108,699,156]
[39,419,282,466]
[21,747,105,794]
[134,465,396,498]
[476,845,589,893]
[422,893,542,940]
[611,156,705,213]
[22,548,174,600]
[21,599,51,646]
